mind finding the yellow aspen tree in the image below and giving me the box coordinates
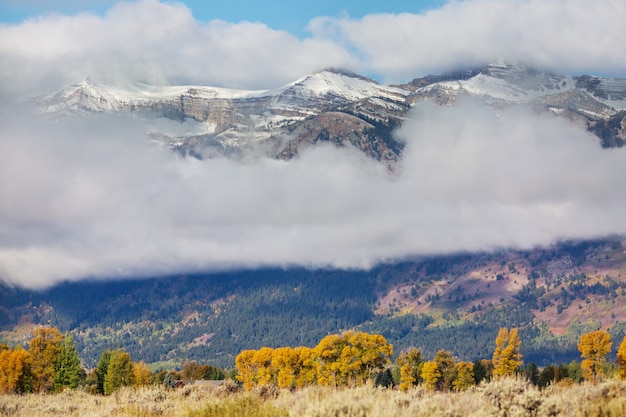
[314,333,347,387]
[0,348,31,394]
[617,336,626,381]
[29,326,64,392]
[0,348,12,393]
[346,332,392,386]
[272,347,299,389]
[235,350,257,390]
[453,362,475,391]
[293,346,317,388]
[132,361,153,386]
[579,330,612,383]
[492,327,523,378]
[339,343,360,387]
[252,347,274,386]
[396,348,423,391]
[421,361,440,390]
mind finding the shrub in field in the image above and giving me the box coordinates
[216,379,241,397]
[186,396,288,417]
[255,383,280,401]
[3,379,626,417]
[480,377,542,417]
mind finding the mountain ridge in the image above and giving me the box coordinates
[33,63,626,168]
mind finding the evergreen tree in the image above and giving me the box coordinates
[374,368,394,388]
[567,360,583,383]
[95,350,112,394]
[53,335,82,391]
[473,360,490,384]
[452,362,475,391]
[433,350,457,391]
[519,363,539,386]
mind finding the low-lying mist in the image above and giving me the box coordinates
[1,102,625,289]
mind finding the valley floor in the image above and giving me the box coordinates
[1,377,625,417]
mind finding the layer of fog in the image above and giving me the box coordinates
[2,102,626,289]
[1,0,625,98]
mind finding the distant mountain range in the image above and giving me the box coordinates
[34,62,626,168]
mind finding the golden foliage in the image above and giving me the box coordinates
[314,333,347,387]
[293,346,317,388]
[235,350,257,390]
[271,347,299,389]
[133,361,153,386]
[0,347,31,394]
[492,327,523,379]
[252,347,275,386]
[578,329,612,383]
[234,331,392,390]
[421,360,440,390]
[29,326,64,392]
[617,336,626,381]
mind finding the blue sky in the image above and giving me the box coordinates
[0,0,444,37]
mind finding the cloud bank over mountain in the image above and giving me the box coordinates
[2,103,626,288]
[0,0,624,97]
[1,0,626,288]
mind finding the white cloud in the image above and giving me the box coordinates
[1,0,626,289]
[0,0,355,96]
[1,102,625,289]
[3,0,624,99]
[310,0,626,82]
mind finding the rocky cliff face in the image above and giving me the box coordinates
[35,64,626,169]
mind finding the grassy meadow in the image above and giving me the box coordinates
[1,377,625,417]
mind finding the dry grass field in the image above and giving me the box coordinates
[1,377,625,417]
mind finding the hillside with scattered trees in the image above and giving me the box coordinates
[1,238,626,371]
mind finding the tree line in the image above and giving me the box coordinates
[235,331,392,390]
[235,328,626,392]
[0,326,225,395]
[2,326,626,395]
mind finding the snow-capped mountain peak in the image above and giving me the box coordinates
[284,69,408,102]
[32,64,626,168]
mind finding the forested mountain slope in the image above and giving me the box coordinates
[2,238,626,368]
